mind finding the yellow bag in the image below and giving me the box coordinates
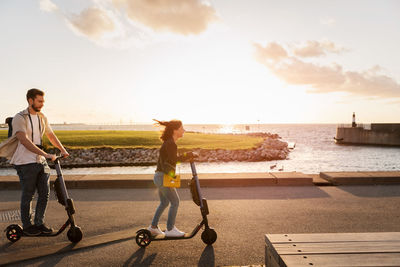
[163,174,181,188]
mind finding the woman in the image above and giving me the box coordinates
[148,119,186,237]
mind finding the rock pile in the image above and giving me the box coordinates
[0,133,290,168]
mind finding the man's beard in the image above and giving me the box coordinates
[31,104,41,112]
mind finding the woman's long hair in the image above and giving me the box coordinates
[153,119,182,142]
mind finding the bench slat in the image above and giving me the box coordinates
[281,253,400,266]
[273,241,400,254]
[265,232,400,244]
[265,233,400,267]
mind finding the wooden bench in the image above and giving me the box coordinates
[265,232,400,266]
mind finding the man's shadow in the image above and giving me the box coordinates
[123,248,156,267]
[37,243,78,267]
[198,245,215,267]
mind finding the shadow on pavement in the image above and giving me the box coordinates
[203,186,330,200]
[46,186,331,202]
[36,243,77,267]
[338,185,400,198]
[0,242,14,254]
[198,245,215,267]
[123,247,156,267]
[1,242,77,266]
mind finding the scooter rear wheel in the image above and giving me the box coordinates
[5,224,23,242]
[67,226,83,243]
[136,229,152,247]
[201,228,217,245]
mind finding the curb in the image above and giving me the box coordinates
[320,171,400,185]
[0,172,315,189]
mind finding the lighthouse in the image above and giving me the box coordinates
[352,112,357,127]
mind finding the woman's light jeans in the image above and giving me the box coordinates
[151,171,180,231]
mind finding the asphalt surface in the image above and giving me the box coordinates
[2,185,400,266]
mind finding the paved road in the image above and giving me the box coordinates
[2,185,400,266]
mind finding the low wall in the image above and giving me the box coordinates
[335,127,400,146]
[371,123,400,133]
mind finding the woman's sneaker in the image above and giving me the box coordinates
[36,224,54,234]
[164,226,185,237]
[23,225,41,236]
[147,225,164,237]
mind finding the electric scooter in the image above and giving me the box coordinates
[135,156,217,247]
[4,156,83,243]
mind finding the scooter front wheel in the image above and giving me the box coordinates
[67,226,83,243]
[136,229,152,247]
[201,228,217,245]
[5,224,23,242]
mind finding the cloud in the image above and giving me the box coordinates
[39,0,58,13]
[272,59,346,92]
[342,70,400,98]
[113,0,218,35]
[254,41,400,99]
[68,7,115,39]
[253,42,288,63]
[293,40,348,58]
[40,0,217,48]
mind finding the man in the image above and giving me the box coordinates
[10,88,69,236]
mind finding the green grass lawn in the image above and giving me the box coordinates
[0,130,263,150]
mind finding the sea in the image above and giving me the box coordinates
[1,123,399,175]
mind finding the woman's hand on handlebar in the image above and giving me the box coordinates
[182,151,198,160]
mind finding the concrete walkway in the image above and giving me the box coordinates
[2,185,400,266]
[0,229,136,266]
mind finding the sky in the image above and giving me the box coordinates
[0,0,399,125]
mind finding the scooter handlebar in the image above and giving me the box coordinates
[53,155,64,163]
[183,151,198,161]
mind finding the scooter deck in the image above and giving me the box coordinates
[152,232,193,240]
[22,232,58,237]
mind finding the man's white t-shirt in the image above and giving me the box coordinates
[12,114,44,165]
[30,114,42,145]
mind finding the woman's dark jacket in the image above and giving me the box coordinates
[156,138,182,177]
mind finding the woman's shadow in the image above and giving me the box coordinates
[123,248,156,267]
[198,245,215,267]
[123,245,214,267]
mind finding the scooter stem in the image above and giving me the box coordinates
[190,161,204,208]
[54,160,70,204]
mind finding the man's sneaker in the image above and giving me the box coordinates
[147,225,164,237]
[164,226,185,237]
[36,224,54,235]
[23,225,41,236]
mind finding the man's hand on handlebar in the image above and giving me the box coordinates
[61,149,70,158]
[45,153,57,162]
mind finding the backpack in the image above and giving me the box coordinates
[5,117,13,138]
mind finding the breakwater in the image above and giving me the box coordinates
[335,123,400,146]
[0,133,290,168]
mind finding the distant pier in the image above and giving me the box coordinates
[335,123,400,146]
